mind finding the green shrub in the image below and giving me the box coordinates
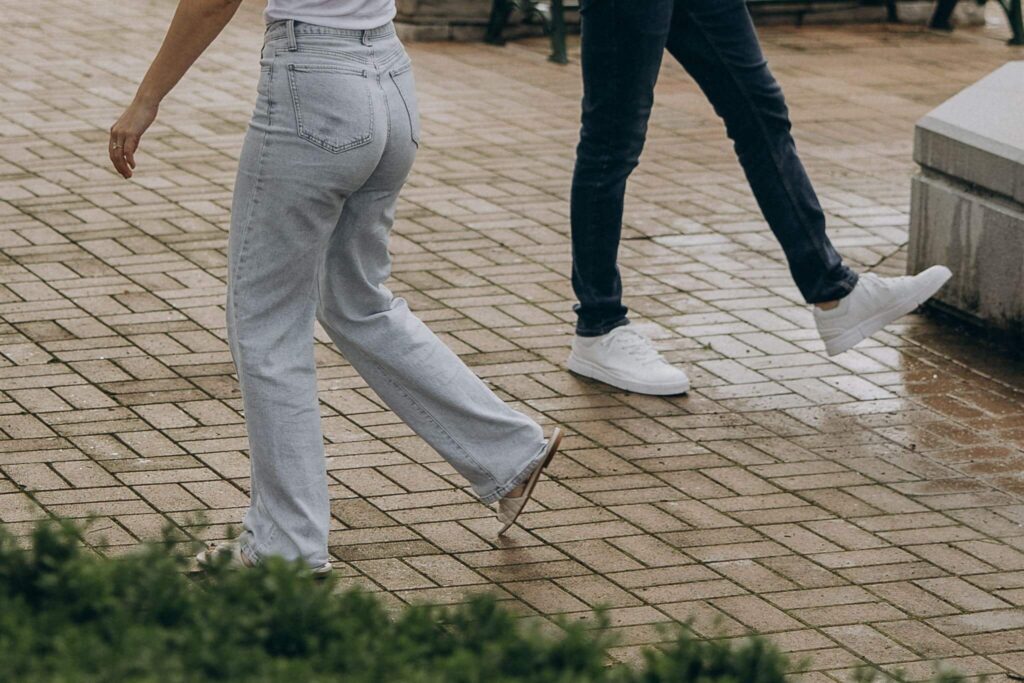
[0,521,961,683]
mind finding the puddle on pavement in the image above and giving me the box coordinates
[904,307,1024,396]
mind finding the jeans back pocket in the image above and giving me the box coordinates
[287,64,374,154]
[389,62,421,147]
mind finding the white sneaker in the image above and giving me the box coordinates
[566,325,690,395]
[813,265,952,356]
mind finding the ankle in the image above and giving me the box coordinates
[816,300,840,311]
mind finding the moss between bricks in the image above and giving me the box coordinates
[0,520,966,683]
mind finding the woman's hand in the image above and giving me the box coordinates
[109,99,159,179]
[106,0,244,179]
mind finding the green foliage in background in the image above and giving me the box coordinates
[0,520,965,683]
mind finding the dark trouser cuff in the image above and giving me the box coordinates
[575,316,630,338]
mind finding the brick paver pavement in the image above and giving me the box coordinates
[2,0,1024,679]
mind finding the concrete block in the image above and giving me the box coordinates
[909,173,1024,336]
[909,62,1024,338]
[914,61,1024,205]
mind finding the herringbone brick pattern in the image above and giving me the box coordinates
[2,0,1023,678]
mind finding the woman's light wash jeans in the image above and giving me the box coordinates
[228,20,548,568]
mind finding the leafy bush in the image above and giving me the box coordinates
[0,521,961,683]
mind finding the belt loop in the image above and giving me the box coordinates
[286,19,298,51]
[361,29,371,46]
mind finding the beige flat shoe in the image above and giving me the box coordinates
[496,428,563,536]
[196,540,333,578]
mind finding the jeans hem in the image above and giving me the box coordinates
[806,269,859,305]
[237,530,263,566]
[477,438,550,505]
[240,532,329,570]
[575,316,630,338]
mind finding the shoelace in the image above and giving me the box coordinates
[603,328,666,366]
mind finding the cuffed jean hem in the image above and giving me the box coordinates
[477,438,551,505]
[575,316,630,338]
[238,541,330,570]
[237,530,263,566]
[238,528,329,570]
[804,270,859,305]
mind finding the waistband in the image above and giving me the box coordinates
[265,19,396,43]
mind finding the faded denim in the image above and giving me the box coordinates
[228,20,548,568]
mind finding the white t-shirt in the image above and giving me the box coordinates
[265,0,396,31]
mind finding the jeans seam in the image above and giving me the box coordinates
[381,79,393,144]
[372,44,395,145]
[231,61,274,554]
[230,61,275,383]
[390,71,420,147]
[684,8,839,280]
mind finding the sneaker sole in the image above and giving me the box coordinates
[496,428,563,537]
[823,265,952,357]
[566,354,690,396]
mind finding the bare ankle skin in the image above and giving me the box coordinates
[506,482,527,498]
[816,300,840,310]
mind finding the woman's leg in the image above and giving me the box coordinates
[226,30,384,567]
[228,25,549,570]
[315,55,549,506]
[228,122,338,568]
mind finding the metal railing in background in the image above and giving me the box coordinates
[931,0,1023,43]
[485,0,578,64]
[485,0,1023,63]
[746,0,898,23]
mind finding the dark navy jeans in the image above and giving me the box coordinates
[571,0,858,337]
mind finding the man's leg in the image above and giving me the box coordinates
[567,0,692,396]
[666,0,950,355]
[667,0,857,304]
[570,0,673,336]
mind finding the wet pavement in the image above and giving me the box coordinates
[1,0,1024,679]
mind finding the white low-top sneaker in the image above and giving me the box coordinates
[566,325,690,395]
[814,265,952,356]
